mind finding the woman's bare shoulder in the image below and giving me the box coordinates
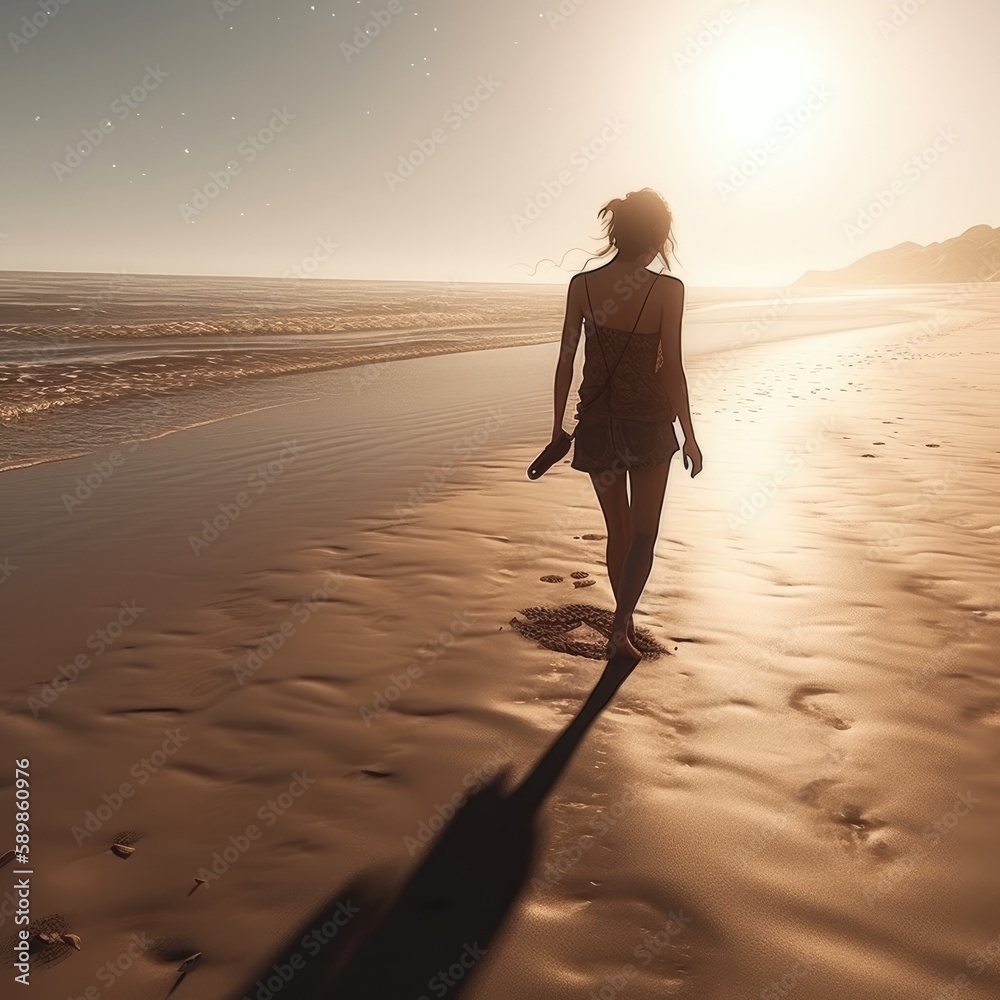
[655,272,684,290]
[654,272,685,305]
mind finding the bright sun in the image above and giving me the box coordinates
[699,32,823,150]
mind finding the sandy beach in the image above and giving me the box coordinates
[2,287,999,999]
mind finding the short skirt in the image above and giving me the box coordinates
[570,408,679,473]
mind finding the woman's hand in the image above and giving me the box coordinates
[682,437,703,477]
[550,427,570,446]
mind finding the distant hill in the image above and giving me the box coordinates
[794,224,1000,287]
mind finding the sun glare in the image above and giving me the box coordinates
[699,32,824,150]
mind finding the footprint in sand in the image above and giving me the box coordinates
[832,802,892,854]
[540,575,563,583]
[581,533,606,541]
[926,443,941,448]
[790,685,853,730]
[110,707,185,721]
[796,781,893,855]
[797,778,838,806]
[861,454,878,458]
[570,571,589,579]
[573,579,596,589]
[351,766,396,779]
[508,604,668,660]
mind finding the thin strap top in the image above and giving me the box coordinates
[576,272,672,422]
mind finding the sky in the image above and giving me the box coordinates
[0,0,998,285]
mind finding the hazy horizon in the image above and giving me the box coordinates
[2,0,998,285]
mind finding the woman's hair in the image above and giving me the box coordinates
[515,187,678,277]
[590,188,677,271]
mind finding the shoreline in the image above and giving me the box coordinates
[4,283,998,477]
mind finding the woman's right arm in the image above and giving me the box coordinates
[658,276,703,476]
[551,275,583,440]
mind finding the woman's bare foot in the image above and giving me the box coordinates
[605,627,642,665]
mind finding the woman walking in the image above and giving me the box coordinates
[547,188,702,668]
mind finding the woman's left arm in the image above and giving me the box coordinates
[551,275,584,440]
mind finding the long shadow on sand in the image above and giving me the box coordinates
[227,656,640,1000]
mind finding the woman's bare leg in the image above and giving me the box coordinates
[607,461,671,661]
[587,467,636,641]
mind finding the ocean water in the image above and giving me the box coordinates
[0,272,571,471]
[1,270,992,473]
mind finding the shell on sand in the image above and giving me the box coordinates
[38,931,80,950]
[178,952,202,974]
